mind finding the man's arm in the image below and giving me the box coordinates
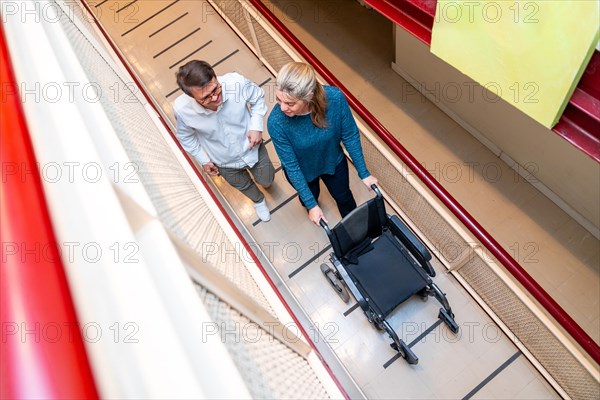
[175,110,211,165]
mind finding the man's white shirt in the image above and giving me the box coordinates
[173,72,267,168]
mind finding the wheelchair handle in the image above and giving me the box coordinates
[371,184,382,198]
[319,219,331,234]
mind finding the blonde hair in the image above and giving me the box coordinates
[277,62,327,128]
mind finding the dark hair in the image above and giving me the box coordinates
[176,60,215,96]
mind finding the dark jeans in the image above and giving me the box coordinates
[284,157,357,217]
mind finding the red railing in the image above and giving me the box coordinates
[364,0,600,162]
[0,22,99,399]
[250,0,600,364]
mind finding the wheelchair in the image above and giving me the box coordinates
[319,185,459,364]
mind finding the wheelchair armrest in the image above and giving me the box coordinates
[389,215,435,276]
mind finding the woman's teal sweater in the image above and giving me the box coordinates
[268,86,371,210]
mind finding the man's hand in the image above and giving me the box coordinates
[247,130,263,149]
[362,175,378,189]
[308,205,327,226]
[203,162,219,176]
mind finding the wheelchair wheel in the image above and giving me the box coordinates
[417,288,429,302]
[320,264,350,303]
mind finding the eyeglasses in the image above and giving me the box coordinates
[197,80,221,104]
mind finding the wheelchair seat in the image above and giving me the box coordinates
[346,230,431,316]
[320,185,458,365]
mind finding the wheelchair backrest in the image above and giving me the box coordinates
[327,192,387,259]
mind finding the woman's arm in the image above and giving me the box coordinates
[338,92,370,179]
[337,90,378,189]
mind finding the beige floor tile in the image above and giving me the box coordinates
[364,367,436,399]
[515,377,561,400]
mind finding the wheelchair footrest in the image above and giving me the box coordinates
[391,340,418,365]
[439,308,459,334]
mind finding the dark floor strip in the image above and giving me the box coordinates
[211,49,240,68]
[383,353,402,369]
[259,77,272,87]
[169,41,212,69]
[166,87,180,98]
[382,319,443,369]
[288,244,332,279]
[154,28,201,58]
[264,138,272,145]
[116,0,137,13]
[343,303,359,317]
[408,319,443,347]
[122,0,180,37]
[95,0,109,8]
[252,193,298,227]
[462,351,522,400]
[149,12,188,38]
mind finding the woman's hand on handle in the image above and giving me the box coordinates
[308,206,327,226]
[362,175,378,189]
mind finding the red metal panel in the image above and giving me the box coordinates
[364,0,435,45]
[251,0,600,364]
[0,22,99,399]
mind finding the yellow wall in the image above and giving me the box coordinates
[430,0,599,128]
[393,27,600,234]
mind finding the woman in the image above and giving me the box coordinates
[268,62,378,225]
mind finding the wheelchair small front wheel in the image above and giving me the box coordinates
[320,264,350,303]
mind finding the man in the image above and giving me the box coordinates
[174,60,274,221]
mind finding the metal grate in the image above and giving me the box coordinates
[195,285,331,399]
[250,18,294,72]
[213,0,293,72]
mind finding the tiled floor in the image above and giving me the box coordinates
[264,0,600,345]
[82,0,582,398]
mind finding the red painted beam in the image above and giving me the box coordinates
[364,0,435,45]
[251,0,600,364]
[0,22,99,399]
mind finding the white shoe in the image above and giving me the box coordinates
[254,199,271,222]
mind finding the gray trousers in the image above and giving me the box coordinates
[218,142,275,203]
